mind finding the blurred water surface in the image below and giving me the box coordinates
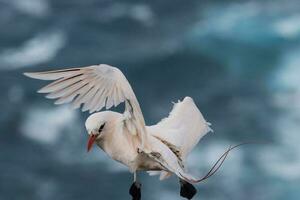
[1,0,300,200]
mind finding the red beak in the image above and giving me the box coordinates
[87,134,97,152]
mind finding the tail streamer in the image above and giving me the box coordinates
[185,141,264,184]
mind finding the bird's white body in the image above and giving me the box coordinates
[86,111,161,172]
[85,97,212,181]
[24,64,212,184]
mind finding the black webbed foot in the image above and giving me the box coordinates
[180,180,197,200]
[129,182,141,200]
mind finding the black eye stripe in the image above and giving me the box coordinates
[99,123,106,132]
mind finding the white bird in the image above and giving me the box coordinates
[24,64,238,200]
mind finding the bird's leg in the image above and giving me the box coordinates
[179,179,197,200]
[129,172,141,200]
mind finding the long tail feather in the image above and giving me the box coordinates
[181,141,264,184]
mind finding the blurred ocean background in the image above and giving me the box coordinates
[1,0,300,199]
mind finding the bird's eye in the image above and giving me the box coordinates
[99,123,106,132]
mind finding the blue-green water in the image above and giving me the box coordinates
[1,0,300,199]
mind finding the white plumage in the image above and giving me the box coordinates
[24,64,213,185]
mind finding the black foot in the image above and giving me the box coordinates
[180,180,197,200]
[129,182,141,200]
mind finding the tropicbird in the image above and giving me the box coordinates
[24,64,240,200]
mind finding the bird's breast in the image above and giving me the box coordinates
[96,130,139,168]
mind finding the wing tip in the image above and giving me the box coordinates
[23,72,46,80]
[23,72,35,78]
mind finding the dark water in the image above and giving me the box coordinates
[1,0,300,199]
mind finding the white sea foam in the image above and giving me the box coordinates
[192,2,260,37]
[129,4,154,25]
[192,1,300,42]
[273,15,300,39]
[8,0,50,17]
[275,48,300,90]
[99,3,154,25]
[21,106,76,144]
[0,30,66,70]
[259,47,300,180]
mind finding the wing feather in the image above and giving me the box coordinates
[82,86,99,112]
[89,87,104,113]
[149,97,212,158]
[45,80,84,99]
[24,64,147,144]
[24,68,82,80]
[38,74,84,93]
[105,82,116,109]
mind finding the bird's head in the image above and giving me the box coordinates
[85,112,109,152]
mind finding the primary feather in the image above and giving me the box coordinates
[24,64,147,144]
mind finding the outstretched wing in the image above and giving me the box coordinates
[24,64,147,143]
[149,97,212,159]
[146,97,212,182]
